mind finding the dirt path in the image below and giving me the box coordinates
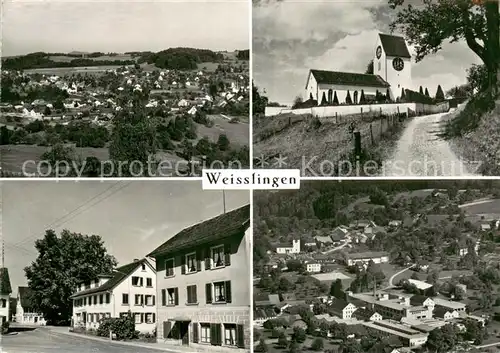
[383,112,478,177]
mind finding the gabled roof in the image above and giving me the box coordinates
[70,259,153,298]
[308,69,390,89]
[352,307,378,320]
[0,268,12,295]
[379,33,411,58]
[410,294,431,306]
[18,286,36,308]
[329,298,351,312]
[147,205,250,258]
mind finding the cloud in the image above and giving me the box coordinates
[253,0,483,104]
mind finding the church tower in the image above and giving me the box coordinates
[373,33,412,100]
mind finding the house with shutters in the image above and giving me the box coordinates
[147,204,251,352]
[0,268,12,325]
[15,286,46,325]
[70,258,157,334]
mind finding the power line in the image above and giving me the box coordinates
[11,181,131,249]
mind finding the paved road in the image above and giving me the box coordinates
[1,328,173,353]
[384,112,477,177]
[384,264,415,290]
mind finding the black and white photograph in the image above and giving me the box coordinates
[252,0,500,177]
[253,180,500,353]
[1,181,251,352]
[1,0,250,178]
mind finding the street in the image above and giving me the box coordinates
[1,328,177,353]
[384,111,477,177]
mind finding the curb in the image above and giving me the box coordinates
[47,329,197,353]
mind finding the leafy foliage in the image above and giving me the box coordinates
[24,230,117,324]
[96,313,139,340]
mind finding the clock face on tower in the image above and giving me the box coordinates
[376,46,382,59]
[393,57,404,71]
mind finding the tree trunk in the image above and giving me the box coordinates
[485,0,500,94]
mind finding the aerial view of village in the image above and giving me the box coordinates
[252,0,499,177]
[253,180,500,353]
[1,181,251,352]
[0,1,250,177]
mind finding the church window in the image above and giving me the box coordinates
[378,61,381,71]
[353,91,358,104]
[327,89,333,104]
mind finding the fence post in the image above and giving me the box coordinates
[335,112,338,124]
[288,116,291,126]
[370,124,374,145]
[361,107,363,120]
[354,131,362,159]
[407,107,410,118]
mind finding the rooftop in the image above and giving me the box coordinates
[147,204,250,258]
[433,298,467,310]
[407,279,433,290]
[308,70,390,89]
[347,251,389,260]
[378,33,411,59]
[0,268,12,295]
[363,320,428,340]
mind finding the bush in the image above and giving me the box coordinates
[96,313,139,340]
[1,321,10,334]
[311,338,324,351]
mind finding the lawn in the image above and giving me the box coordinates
[196,115,249,146]
[49,54,136,62]
[257,328,340,353]
[460,199,500,214]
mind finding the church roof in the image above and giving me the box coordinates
[379,33,411,58]
[308,70,390,88]
[0,268,12,295]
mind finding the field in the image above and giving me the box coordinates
[460,199,500,214]
[256,328,340,353]
[24,66,126,75]
[196,115,249,146]
[49,54,136,62]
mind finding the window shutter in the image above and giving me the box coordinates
[141,313,144,323]
[140,277,144,286]
[163,321,172,339]
[192,322,199,343]
[141,295,144,305]
[205,283,212,304]
[153,313,156,323]
[152,295,155,306]
[161,289,166,306]
[224,243,231,266]
[210,324,217,345]
[181,255,186,274]
[215,324,222,345]
[196,251,202,272]
[174,287,179,305]
[205,248,211,270]
[106,293,110,304]
[236,324,245,348]
[193,285,197,303]
[187,286,191,304]
[225,281,232,303]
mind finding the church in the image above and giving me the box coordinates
[305,33,412,105]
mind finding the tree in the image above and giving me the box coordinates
[253,84,269,115]
[330,279,344,299]
[386,88,391,102]
[44,106,52,116]
[277,332,288,348]
[365,60,374,74]
[389,0,499,95]
[255,338,268,352]
[24,229,117,324]
[291,327,306,343]
[424,88,430,97]
[419,86,424,94]
[311,338,324,351]
[467,64,490,93]
[292,96,303,109]
[400,87,406,101]
[217,134,230,151]
[435,85,445,101]
[359,90,366,104]
[345,91,352,105]
[289,340,300,353]
[333,91,339,105]
[321,92,328,105]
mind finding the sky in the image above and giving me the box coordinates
[253,0,483,105]
[2,0,249,56]
[2,181,249,291]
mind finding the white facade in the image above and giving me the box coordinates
[306,263,321,273]
[72,260,157,334]
[373,34,413,100]
[346,255,389,266]
[341,303,357,319]
[276,239,300,254]
[0,294,9,324]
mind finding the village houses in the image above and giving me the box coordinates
[15,286,46,325]
[0,268,12,325]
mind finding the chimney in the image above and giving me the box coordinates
[133,259,139,262]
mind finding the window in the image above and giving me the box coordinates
[146,278,153,287]
[122,293,129,305]
[187,285,197,304]
[211,246,224,268]
[165,259,174,277]
[210,281,232,303]
[146,313,156,324]
[135,294,144,306]
[132,276,143,286]
[99,294,104,304]
[164,288,178,306]
[105,293,110,304]
[378,61,381,71]
[135,313,142,324]
[93,295,98,305]
[224,324,237,346]
[145,295,155,306]
[141,263,146,271]
[200,323,210,343]
[186,253,197,273]
[0,299,6,308]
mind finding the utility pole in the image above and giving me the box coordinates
[222,190,226,213]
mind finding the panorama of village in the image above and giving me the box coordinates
[0,49,250,177]
[253,181,500,353]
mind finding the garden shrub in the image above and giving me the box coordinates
[96,313,139,340]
